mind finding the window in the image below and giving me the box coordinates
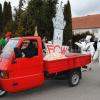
[21,40,38,58]
[92,29,98,33]
[0,39,19,59]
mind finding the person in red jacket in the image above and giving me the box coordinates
[5,32,11,42]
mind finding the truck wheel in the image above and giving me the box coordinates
[0,89,7,97]
[68,70,80,87]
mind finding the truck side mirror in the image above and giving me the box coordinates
[14,47,22,58]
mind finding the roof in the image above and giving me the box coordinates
[72,14,100,30]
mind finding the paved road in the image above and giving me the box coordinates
[1,63,100,100]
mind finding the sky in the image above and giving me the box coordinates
[0,0,100,17]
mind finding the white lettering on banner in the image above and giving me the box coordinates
[45,43,69,55]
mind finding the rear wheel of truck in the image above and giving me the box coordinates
[68,69,81,87]
[0,89,7,97]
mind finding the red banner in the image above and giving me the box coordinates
[45,43,69,55]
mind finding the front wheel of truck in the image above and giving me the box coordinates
[0,89,7,97]
[68,70,81,87]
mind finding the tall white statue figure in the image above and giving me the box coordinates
[52,3,66,45]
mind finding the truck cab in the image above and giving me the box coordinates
[0,36,44,96]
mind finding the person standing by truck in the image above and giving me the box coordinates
[75,35,95,57]
[42,36,48,56]
[93,40,100,62]
[97,40,100,62]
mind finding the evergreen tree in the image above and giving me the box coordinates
[44,0,58,40]
[14,0,28,35]
[27,0,43,30]
[3,1,8,28]
[27,0,57,40]
[17,11,29,36]
[0,3,3,33]
[15,0,57,38]
[3,1,13,32]
[7,2,12,21]
[14,7,23,35]
[63,0,72,45]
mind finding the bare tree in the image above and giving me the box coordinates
[19,0,26,10]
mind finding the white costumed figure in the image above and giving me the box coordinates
[97,41,100,61]
[75,35,95,57]
[93,40,100,62]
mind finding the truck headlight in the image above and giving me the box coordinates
[0,71,9,79]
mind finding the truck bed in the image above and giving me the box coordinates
[44,53,91,74]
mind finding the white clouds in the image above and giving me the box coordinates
[0,0,100,17]
[60,0,100,17]
[0,0,19,10]
[69,0,100,17]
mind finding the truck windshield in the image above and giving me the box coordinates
[0,39,19,59]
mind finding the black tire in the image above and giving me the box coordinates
[68,70,80,87]
[0,89,7,97]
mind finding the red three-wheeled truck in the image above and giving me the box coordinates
[0,36,91,97]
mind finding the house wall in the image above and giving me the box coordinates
[73,28,100,40]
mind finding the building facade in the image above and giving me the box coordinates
[72,14,100,40]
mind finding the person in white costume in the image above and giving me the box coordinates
[75,35,95,71]
[97,41,100,61]
[93,40,100,62]
[75,35,95,57]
